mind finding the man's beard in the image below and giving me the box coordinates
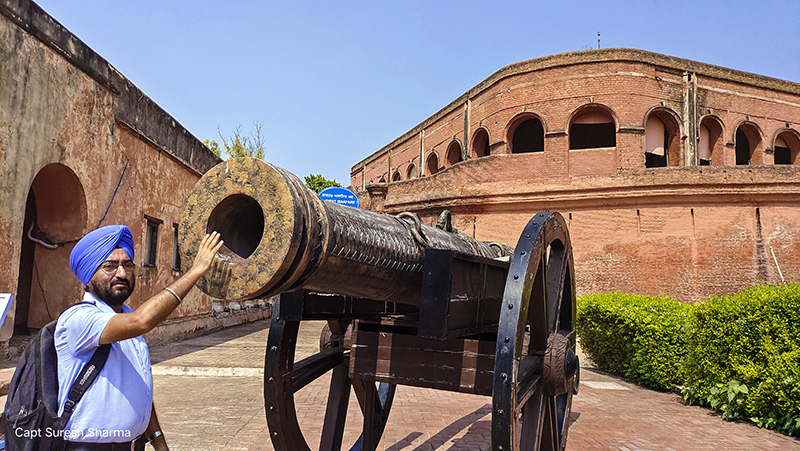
[88,277,135,306]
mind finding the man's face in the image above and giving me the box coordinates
[86,248,136,306]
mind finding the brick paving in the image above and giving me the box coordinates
[125,319,799,450]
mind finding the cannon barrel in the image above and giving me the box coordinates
[179,158,511,303]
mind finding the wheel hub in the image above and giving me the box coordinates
[542,333,579,396]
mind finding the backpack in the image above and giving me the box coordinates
[2,313,110,451]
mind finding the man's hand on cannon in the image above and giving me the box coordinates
[99,231,224,344]
[187,231,225,278]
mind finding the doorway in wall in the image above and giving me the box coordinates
[14,164,87,341]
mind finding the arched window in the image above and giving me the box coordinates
[775,136,790,164]
[445,141,462,166]
[735,123,765,165]
[472,128,490,158]
[392,171,401,182]
[774,131,800,165]
[378,176,387,183]
[511,118,544,153]
[732,123,766,166]
[735,128,750,165]
[426,153,439,175]
[407,164,418,179]
[699,117,723,166]
[699,124,711,165]
[644,109,681,167]
[569,108,616,149]
[645,115,667,167]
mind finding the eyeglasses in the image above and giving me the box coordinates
[99,261,138,275]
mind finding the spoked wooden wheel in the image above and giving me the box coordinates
[492,211,579,451]
[264,313,396,451]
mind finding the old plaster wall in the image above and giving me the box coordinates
[0,1,256,344]
[112,124,211,318]
[0,11,115,336]
[354,49,800,302]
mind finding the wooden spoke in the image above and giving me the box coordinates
[289,348,344,393]
[352,379,396,451]
[319,363,351,450]
[264,298,397,451]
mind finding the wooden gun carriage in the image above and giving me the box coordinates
[180,158,579,451]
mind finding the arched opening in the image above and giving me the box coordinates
[378,176,387,183]
[392,171,401,182]
[471,128,491,158]
[569,107,616,149]
[16,164,87,336]
[406,163,418,179]
[426,153,440,175]
[774,130,800,165]
[510,118,544,153]
[735,129,750,165]
[445,140,463,166]
[644,109,681,167]
[735,123,762,165]
[645,115,667,167]
[775,136,790,164]
[699,117,724,166]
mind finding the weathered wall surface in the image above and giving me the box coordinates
[0,1,256,344]
[353,49,800,302]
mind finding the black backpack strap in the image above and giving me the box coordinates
[56,300,113,423]
[61,343,111,423]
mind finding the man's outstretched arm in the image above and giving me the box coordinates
[99,232,223,344]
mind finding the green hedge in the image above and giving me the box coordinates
[576,293,690,390]
[684,284,800,435]
[576,284,800,436]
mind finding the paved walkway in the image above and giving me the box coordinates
[143,319,800,451]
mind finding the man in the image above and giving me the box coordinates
[56,225,223,451]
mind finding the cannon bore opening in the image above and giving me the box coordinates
[207,194,264,259]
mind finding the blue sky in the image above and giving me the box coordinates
[35,0,800,186]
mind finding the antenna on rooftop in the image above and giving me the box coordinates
[597,31,601,49]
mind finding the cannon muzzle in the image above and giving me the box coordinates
[180,158,511,303]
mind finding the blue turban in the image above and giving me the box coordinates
[69,225,135,285]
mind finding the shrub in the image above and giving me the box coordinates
[576,293,691,390]
[683,283,800,435]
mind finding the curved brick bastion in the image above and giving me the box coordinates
[351,48,800,302]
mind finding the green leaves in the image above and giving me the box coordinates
[683,284,800,435]
[204,123,266,160]
[303,174,341,193]
[707,380,749,420]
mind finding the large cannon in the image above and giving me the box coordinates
[179,158,579,451]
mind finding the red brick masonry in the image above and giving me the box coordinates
[352,48,800,302]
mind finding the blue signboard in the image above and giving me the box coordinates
[319,186,360,208]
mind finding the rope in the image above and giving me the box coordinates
[97,158,129,228]
[32,259,55,321]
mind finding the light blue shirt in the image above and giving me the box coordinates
[55,292,152,443]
